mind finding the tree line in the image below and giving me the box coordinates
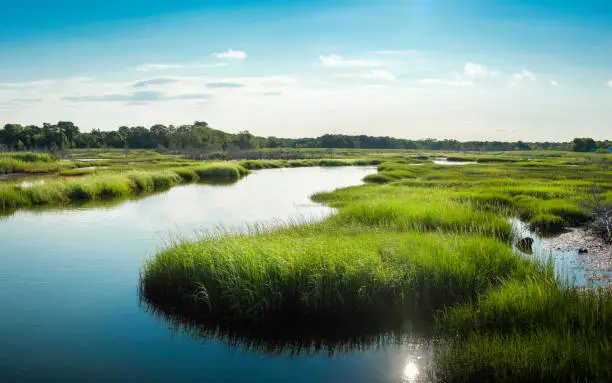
[0,121,609,153]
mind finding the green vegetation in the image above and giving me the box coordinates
[0,152,75,174]
[0,163,248,210]
[141,227,539,324]
[2,121,611,155]
[434,280,612,382]
[139,151,612,381]
[238,158,380,170]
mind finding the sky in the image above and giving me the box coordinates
[0,0,611,141]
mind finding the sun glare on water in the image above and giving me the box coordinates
[403,361,419,381]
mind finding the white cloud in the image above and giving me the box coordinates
[550,80,558,86]
[368,50,418,56]
[212,49,248,60]
[510,70,537,86]
[0,77,91,89]
[416,62,498,88]
[319,54,382,68]
[137,64,184,72]
[463,62,500,78]
[607,80,612,88]
[332,69,396,81]
[417,75,474,87]
[137,63,227,72]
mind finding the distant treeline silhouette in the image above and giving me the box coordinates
[0,121,609,153]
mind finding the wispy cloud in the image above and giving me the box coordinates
[417,62,498,88]
[319,54,382,68]
[368,50,418,56]
[0,77,91,88]
[136,63,227,72]
[607,80,612,88]
[417,75,474,87]
[8,97,44,103]
[333,69,396,81]
[206,82,245,89]
[133,78,181,88]
[263,91,282,96]
[510,70,537,86]
[550,80,559,86]
[463,62,500,78]
[212,49,248,60]
[63,91,210,103]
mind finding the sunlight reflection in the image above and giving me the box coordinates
[403,361,419,381]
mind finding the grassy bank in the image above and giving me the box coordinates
[0,163,249,210]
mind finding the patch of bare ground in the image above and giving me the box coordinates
[544,227,612,272]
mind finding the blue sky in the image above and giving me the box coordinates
[1,0,611,140]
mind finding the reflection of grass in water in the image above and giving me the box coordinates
[140,291,432,358]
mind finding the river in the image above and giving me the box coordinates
[0,166,430,382]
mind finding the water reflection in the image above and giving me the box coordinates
[141,294,434,382]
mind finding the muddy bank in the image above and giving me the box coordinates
[544,228,612,271]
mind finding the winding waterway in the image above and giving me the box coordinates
[0,166,434,382]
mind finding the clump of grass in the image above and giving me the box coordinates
[287,160,318,167]
[363,170,416,184]
[318,159,354,167]
[0,158,75,174]
[59,168,98,177]
[353,158,382,166]
[333,198,512,240]
[529,213,565,234]
[192,164,249,181]
[141,229,539,324]
[0,152,55,162]
[445,156,475,162]
[239,160,285,170]
[476,157,519,163]
[170,167,199,182]
[0,164,248,210]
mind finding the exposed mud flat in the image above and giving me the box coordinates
[544,228,612,272]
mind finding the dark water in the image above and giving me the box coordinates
[0,167,430,382]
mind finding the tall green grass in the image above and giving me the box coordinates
[141,228,540,324]
[0,152,55,162]
[434,280,612,382]
[0,163,248,210]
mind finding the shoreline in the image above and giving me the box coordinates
[543,227,612,272]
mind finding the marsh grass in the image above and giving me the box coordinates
[0,152,55,162]
[237,158,380,170]
[0,163,248,210]
[141,228,540,324]
[0,158,75,174]
[434,280,612,382]
[135,152,612,380]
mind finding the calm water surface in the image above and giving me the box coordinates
[0,167,430,382]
